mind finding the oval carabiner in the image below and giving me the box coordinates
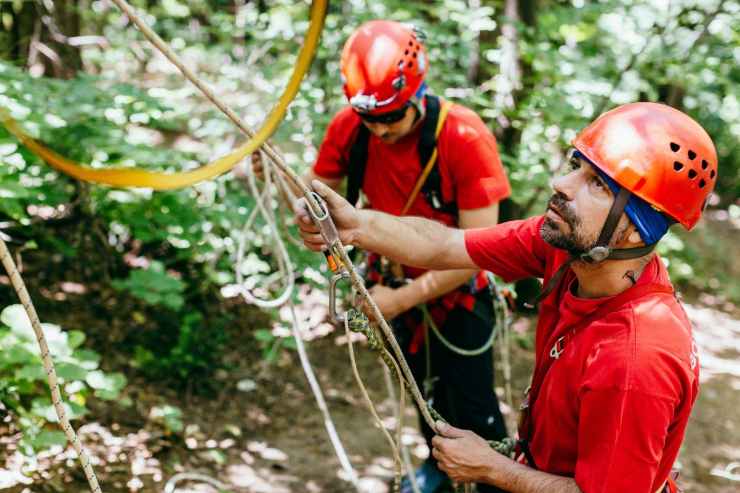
[329,271,351,325]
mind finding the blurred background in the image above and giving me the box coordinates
[0,1,738,492]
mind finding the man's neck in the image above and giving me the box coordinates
[571,254,653,298]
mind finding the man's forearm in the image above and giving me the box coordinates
[487,460,582,493]
[354,210,466,270]
[397,269,476,311]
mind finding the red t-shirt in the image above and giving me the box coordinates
[465,217,700,493]
[313,103,511,227]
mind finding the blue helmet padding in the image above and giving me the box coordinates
[574,150,673,245]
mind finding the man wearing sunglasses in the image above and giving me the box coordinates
[252,19,512,493]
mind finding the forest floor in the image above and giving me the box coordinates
[1,276,739,493]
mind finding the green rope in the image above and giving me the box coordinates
[346,309,516,458]
[420,304,497,357]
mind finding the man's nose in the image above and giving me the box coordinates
[366,122,390,135]
[551,173,577,201]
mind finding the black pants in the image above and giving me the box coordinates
[401,302,508,493]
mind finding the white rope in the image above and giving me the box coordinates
[711,462,740,482]
[235,155,294,308]
[382,364,421,493]
[344,318,403,490]
[163,473,227,493]
[238,156,360,489]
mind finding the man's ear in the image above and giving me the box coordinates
[615,217,644,248]
[627,228,643,246]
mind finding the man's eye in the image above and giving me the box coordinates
[593,177,607,189]
[569,158,580,170]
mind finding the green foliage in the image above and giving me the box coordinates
[0,304,127,454]
[253,328,297,364]
[131,311,232,383]
[149,404,184,434]
[112,261,186,310]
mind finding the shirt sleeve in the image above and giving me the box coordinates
[442,106,511,209]
[464,216,550,281]
[313,110,359,180]
[574,387,675,493]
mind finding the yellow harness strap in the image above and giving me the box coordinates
[400,99,453,215]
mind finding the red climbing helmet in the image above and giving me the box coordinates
[573,102,718,230]
[340,20,428,115]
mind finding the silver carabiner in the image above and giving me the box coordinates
[329,271,351,325]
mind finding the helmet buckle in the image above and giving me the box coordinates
[582,246,610,263]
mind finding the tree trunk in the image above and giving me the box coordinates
[0,0,83,78]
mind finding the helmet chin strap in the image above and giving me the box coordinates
[537,188,657,303]
[580,188,656,263]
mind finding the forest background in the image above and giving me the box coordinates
[0,0,738,492]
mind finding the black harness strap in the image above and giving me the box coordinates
[418,95,457,215]
[345,124,370,207]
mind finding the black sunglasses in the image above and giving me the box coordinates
[357,103,410,124]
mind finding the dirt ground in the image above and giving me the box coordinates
[1,290,739,493]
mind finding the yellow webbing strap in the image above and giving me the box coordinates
[0,0,327,190]
[400,99,453,215]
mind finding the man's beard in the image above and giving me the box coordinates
[540,194,594,256]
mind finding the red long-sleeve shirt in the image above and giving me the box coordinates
[465,217,699,493]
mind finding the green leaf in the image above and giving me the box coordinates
[30,430,68,450]
[253,329,274,343]
[1,305,33,338]
[16,364,45,381]
[67,331,85,349]
[55,362,88,382]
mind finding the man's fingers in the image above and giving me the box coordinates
[311,179,346,209]
[293,198,312,222]
[431,435,444,450]
[432,447,444,465]
[436,421,467,438]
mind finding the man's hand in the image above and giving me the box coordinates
[431,421,504,484]
[251,151,265,180]
[295,180,362,251]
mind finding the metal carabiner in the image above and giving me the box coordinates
[305,191,343,273]
[329,271,350,325]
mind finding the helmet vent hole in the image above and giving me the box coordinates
[673,161,684,171]
[701,159,708,170]
[413,52,417,58]
[405,50,409,55]
[408,41,413,46]
[688,169,697,179]
[710,169,716,179]
[699,179,706,188]
[688,150,696,160]
[670,142,680,152]
[407,62,413,69]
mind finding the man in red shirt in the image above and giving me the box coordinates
[253,20,511,492]
[294,102,717,492]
